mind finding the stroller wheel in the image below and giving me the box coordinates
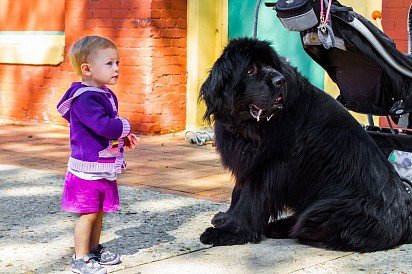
[401,178,412,195]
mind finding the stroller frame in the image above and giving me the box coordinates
[267,0,412,194]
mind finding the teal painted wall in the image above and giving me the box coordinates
[228,0,325,89]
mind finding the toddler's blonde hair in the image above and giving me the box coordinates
[69,35,117,75]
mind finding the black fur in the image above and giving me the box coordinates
[199,38,412,252]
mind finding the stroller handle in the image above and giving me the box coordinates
[347,17,412,78]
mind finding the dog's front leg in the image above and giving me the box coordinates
[211,184,241,226]
[200,182,269,246]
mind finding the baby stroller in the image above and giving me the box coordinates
[266,0,412,194]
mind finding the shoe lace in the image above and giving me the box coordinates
[97,246,115,257]
[86,258,101,269]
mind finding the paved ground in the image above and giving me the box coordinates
[0,123,411,273]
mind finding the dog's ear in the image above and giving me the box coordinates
[199,62,225,123]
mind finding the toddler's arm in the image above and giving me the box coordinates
[72,92,131,139]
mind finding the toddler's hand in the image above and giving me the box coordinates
[124,133,140,149]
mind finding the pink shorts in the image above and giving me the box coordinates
[61,172,120,214]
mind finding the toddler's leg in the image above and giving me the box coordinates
[90,211,104,251]
[74,212,99,259]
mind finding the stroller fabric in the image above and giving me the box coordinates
[300,1,412,117]
[275,0,318,31]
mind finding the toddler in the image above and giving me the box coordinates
[57,35,139,274]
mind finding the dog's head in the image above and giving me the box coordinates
[200,38,299,129]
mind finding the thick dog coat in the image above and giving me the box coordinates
[199,38,412,252]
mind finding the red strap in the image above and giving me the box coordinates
[320,0,333,24]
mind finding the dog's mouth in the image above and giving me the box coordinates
[249,104,263,121]
[249,94,283,122]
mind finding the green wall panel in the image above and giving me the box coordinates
[228,0,325,89]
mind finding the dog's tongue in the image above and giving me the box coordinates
[273,94,284,110]
[249,104,263,121]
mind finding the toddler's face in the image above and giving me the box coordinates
[86,48,119,87]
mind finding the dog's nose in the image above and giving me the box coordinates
[271,75,286,88]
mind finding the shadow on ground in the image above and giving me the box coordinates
[0,164,225,273]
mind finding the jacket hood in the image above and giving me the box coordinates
[56,82,86,122]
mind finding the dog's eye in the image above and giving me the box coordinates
[247,65,256,75]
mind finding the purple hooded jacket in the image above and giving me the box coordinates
[57,82,131,174]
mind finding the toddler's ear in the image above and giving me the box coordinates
[80,63,92,76]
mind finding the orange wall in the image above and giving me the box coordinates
[0,0,187,134]
[382,0,410,53]
[0,0,65,31]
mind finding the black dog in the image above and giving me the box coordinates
[199,37,412,252]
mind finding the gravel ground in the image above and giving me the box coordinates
[0,164,226,273]
[1,164,412,274]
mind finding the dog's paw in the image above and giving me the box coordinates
[211,211,228,226]
[199,227,242,246]
[200,226,261,246]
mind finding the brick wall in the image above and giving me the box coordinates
[0,0,187,134]
[382,0,410,53]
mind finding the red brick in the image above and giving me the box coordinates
[152,1,172,10]
[93,9,111,18]
[111,9,130,19]
[151,9,162,19]
[155,38,172,47]
[383,0,404,8]
[166,19,176,28]
[171,74,186,84]
[151,19,167,28]
[172,0,187,11]
[119,0,136,9]
[171,38,186,47]
[396,40,408,53]
[176,18,186,28]
[160,29,185,38]
[0,0,187,135]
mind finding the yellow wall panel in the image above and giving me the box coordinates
[187,0,228,130]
